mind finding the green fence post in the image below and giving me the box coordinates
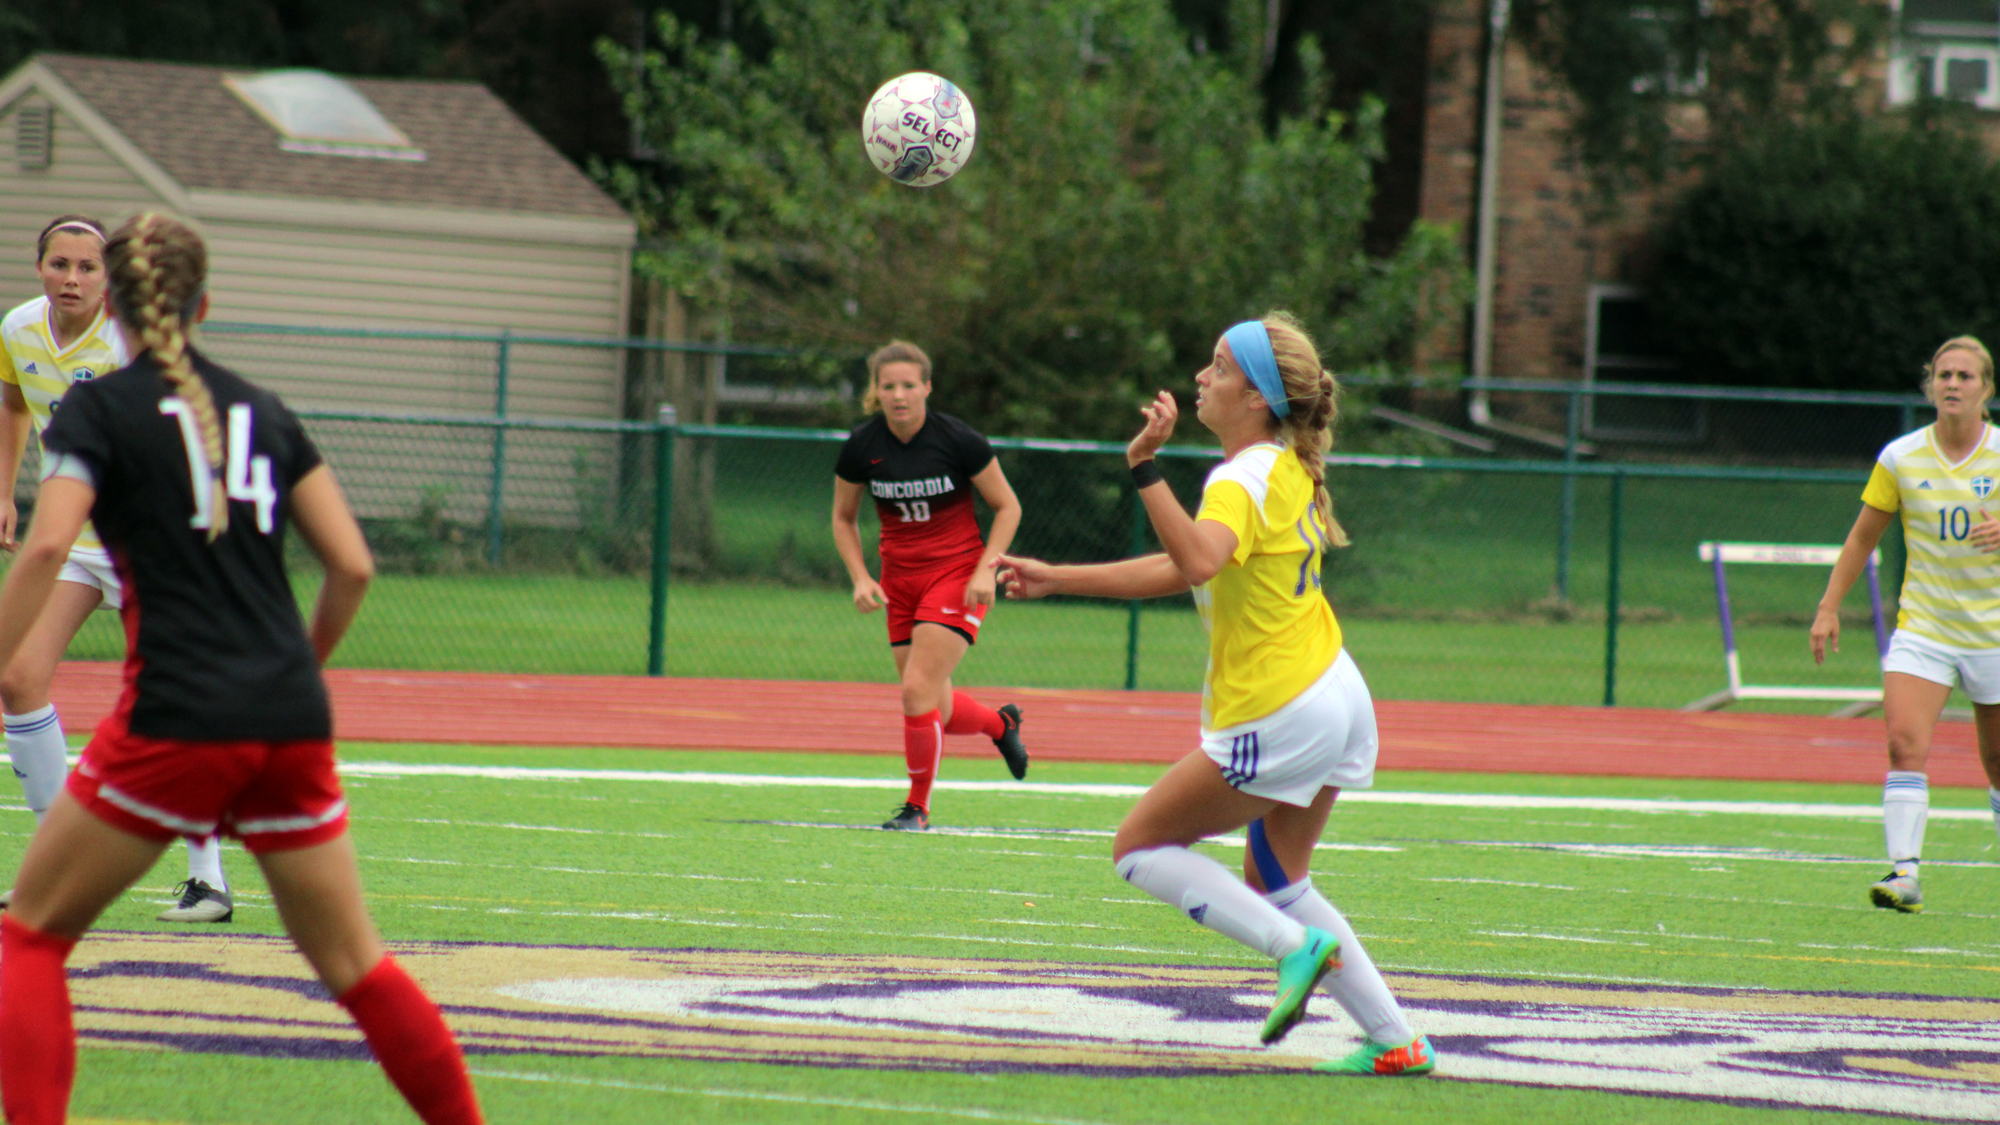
[1602,470,1624,706]
[486,328,511,567]
[1557,386,1580,601]
[647,404,677,677]
[1124,481,1147,690]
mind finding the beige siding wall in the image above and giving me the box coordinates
[0,100,166,311]
[198,222,630,418]
[0,91,637,529]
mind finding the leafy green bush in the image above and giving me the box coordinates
[598,0,1467,440]
[1652,118,2000,391]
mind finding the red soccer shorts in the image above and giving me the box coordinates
[66,713,348,854]
[883,563,988,645]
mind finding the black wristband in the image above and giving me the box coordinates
[1130,459,1164,489]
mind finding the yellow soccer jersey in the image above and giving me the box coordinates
[0,296,128,552]
[1190,442,1343,729]
[1861,423,2000,649]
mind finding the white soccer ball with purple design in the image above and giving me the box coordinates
[860,72,977,188]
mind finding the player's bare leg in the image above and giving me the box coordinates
[1111,752,1335,1042]
[258,833,483,1124]
[882,624,968,829]
[0,581,99,821]
[1972,701,2000,865]
[1,790,170,1124]
[1876,672,1951,912]
[0,579,228,917]
[897,621,1027,781]
[1243,789,1426,1070]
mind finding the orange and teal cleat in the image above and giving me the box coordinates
[1315,1034,1437,1076]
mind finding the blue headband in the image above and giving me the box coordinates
[1223,321,1289,419]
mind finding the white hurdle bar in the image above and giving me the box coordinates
[1681,542,1887,714]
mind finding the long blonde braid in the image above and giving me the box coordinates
[1262,311,1350,548]
[105,213,227,539]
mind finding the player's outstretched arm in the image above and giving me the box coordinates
[1811,504,1893,665]
[831,476,885,612]
[0,475,88,671]
[290,466,374,665]
[997,552,1188,601]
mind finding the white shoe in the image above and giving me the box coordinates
[158,879,233,923]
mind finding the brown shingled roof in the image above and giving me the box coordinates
[41,54,629,221]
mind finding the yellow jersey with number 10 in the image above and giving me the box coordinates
[1191,442,1343,730]
[1861,423,2000,649]
[0,296,129,553]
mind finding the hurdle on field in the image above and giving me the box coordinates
[1681,541,1887,715]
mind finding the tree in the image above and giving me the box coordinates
[1512,0,1892,195]
[599,0,1466,439]
[1651,116,2000,390]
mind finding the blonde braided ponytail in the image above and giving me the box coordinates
[1263,311,1350,548]
[105,213,227,539]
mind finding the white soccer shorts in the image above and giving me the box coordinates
[57,545,123,610]
[1881,629,2000,705]
[1200,648,1379,807]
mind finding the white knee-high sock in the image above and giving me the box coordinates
[185,835,227,891]
[1266,880,1414,1044]
[1116,846,1307,959]
[4,705,67,823]
[1989,788,2000,850]
[1884,771,1928,875]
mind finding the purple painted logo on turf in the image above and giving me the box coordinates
[66,933,2000,1121]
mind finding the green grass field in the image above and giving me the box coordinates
[26,742,2000,1125]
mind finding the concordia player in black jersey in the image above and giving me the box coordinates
[832,341,1028,830]
[0,214,482,1125]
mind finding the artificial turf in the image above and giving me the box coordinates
[19,745,1994,1124]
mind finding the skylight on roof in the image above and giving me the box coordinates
[224,69,426,162]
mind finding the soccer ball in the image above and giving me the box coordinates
[860,72,977,188]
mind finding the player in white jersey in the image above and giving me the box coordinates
[0,215,234,922]
[1813,336,2000,914]
[1000,313,1430,1075]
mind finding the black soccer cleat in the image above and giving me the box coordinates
[881,802,931,831]
[158,879,234,923]
[994,703,1029,780]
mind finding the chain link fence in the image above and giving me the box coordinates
[24,322,1923,712]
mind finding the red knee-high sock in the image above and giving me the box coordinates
[904,709,942,810]
[942,691,1006,740]
[338,955,484,1125]
[1,914,78,1125]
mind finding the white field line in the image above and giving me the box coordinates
[333,761,1996,821]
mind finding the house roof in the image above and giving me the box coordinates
[32,54,629,223]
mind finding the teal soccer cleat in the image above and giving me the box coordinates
[1261,926,1340,1044]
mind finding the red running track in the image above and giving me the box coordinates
[46,662,1987,787]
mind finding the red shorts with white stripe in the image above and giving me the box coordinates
[66,712,348,854]
[883,563,988,645]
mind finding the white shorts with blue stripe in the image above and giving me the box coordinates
[1199,647,1378,807]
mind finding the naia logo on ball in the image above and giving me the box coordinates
[861,71,979,188]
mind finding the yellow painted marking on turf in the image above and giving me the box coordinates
[1844,1056,2000,1083]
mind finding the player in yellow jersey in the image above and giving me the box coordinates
[1813,336,2000,915]
[998,313,1431,1076]
[0,216,233,922]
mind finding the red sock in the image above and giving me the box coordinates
[338,956,484,1125]
[1,914,78,1125]
[942,691,1006,740]
[903,709,942,810]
